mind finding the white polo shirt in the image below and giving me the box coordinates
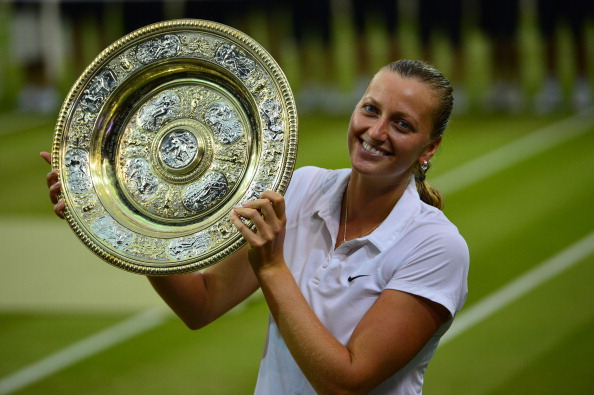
[254,166,469,395]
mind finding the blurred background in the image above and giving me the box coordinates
[2,0,593,115]
[1,0,593,394]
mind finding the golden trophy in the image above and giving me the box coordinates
[52,19,297,275]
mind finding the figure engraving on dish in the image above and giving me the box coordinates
[124,158,159,201]
[80,69,117,113]
[160,130,198,169]
[168,232,212,260]
[65,148,92,194]
[91,215,134,251]
[138,91,181,131]
[136,34,181,64]
[183,172,228,212]
[261,97,284,141]
[215,43,255,79]
[204,101,243,144]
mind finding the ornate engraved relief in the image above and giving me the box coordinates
[123,158,159,202]
[181,34,216,58]
[183,172,228,212]
[65,149,92,194]
[138,91,182,131]
[245,180,267,202]
[168,232,212,260]
[136,34,181,64]
[204,101,243,144]
[80,69,117,113]
[159,130,199,170]
[215,43,255,79]
[261,97,284,141]
[91,215,134,251]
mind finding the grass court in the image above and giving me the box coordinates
[0,106,593,394]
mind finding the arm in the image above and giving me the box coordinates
[257,268,447,394]
[41,151,259,329]
[147,247,259,330]
[231,191,449,394]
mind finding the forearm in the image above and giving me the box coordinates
[256,264,372,394]
[148,247,259,330]
[147,273,211,329]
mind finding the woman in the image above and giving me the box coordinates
[43,60,469,394]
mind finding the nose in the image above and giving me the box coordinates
[367,118,389,141]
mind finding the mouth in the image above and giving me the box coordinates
[360,139,390,156]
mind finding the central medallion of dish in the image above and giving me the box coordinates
[116,82,251,224]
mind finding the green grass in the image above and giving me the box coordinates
[1,110,593,394]
[13,301,268,395]
[0,313,129,377]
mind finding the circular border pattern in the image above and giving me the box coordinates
[52,19,298,275]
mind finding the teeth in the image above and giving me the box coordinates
[362,141,385,155]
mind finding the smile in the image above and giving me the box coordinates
[361,140,390,156]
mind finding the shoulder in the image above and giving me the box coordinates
[397,204,469,313]
[285,166,347,202]
[407,203,469,264]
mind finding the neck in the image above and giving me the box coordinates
[346,172,409,221]
[337,172,410,248]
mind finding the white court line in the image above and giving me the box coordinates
[1,109,592,393]
[0,297,252,395]
[441,230,594,345]
[433,107,593,195]
[0,308,169,395]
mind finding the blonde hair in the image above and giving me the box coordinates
[384,60,453,210]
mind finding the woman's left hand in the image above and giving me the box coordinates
[229,190,286,273]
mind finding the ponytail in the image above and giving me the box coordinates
[415,179,444,210]
[414,160,444,210]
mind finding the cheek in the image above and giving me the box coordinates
[347,118,359,148]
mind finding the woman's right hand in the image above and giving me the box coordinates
[40,151,66,219]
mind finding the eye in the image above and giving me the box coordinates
[394,119,413,132]
[362,104,378,114]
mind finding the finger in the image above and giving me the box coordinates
[259,199,280,228]
[234,205,276,241]
[259,190,286,222]
[40,151,52,165]
[49,180,62,204]
[233,206,267,227]
[229,210,261,243]
[54,199,66,219]
[240,198,268,210]
[46,169,59,188]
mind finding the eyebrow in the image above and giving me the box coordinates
[363,96,422,131]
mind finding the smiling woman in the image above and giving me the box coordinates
[226,60,468,394]
[347,67,442,211]
[43,60,469,395]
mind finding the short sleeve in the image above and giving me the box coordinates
[386,229,469,317]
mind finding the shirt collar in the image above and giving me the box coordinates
[367,175,421,252]
[312,168,351,219]
[312,170,422,253]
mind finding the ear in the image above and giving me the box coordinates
[419,137,442,163]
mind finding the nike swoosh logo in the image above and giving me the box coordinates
[347,275,370,283]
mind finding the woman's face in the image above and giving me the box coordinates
[347,69,441,184]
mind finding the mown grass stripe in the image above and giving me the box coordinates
[0,309,168,395]
[433,107,594,195]
[441,230,594,345]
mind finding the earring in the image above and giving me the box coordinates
[420,160,429,172]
